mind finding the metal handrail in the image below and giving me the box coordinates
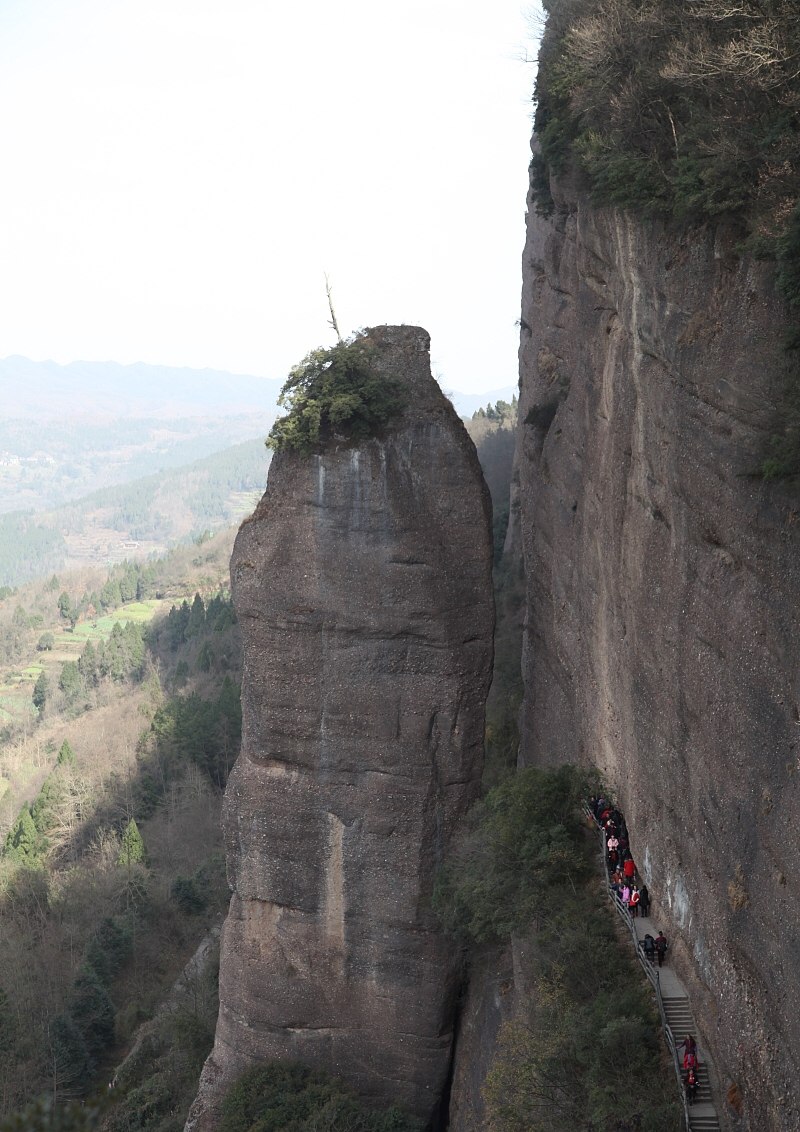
[582,802,691,1132]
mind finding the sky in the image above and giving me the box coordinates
[0,1,539,395]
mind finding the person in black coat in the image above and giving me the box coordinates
[655,930,668,967]
[638,884,650,918]
[685,1067,698,1105]
[642,934,656,963]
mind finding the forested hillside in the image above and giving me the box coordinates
[0,415,273,517]
[0,440,270,588]
[0,526,244,1126]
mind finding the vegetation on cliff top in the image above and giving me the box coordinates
[266,336,406,456]
[533,0,798,232]
[434,765,681,1132]
[533,0,800,478]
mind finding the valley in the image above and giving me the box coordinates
[0,525,242,1117]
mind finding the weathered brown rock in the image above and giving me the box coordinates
[187,326,494,1130]
[516,161,800,1129]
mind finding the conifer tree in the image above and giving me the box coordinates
[117,820,149,869]
[31,775,56,834]
[185,593,206,638]
[84,937,111,986]
[32,669,48,711]
[68,964,115,1059]
[3,803,39,862]
[49,1012,94,1094]
[96,916,133,974]
[78,640,97,686]
[57,739,77,767]
[59,661,83,699]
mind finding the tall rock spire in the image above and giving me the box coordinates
[187,325,494,1130]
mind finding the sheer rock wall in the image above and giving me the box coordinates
[187,325,494,1130]
[516,166,800,1129]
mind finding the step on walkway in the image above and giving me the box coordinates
[634,915,720,1132]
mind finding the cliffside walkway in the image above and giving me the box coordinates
[582,804,721,1132]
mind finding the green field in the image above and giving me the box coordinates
[71,599,164,640]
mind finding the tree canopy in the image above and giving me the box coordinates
[266,336,406,456]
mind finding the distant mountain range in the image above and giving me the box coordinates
[0,356,516,422]
[0,356,285,419]
[0,357,517,520]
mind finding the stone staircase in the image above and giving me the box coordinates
[585,803,723,1132]
[661,993,719,1131]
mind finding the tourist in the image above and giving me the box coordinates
[630,885,640,916]
[639,883,650,918]
[685,1067,698,1105]
[623,856,636,881]
[642,933,656,963]
[655,930,668,967]
[621,883,631,909]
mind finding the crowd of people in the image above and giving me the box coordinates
[589,794,702,1108]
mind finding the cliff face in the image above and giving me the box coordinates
[188,326,494,1130]
[517,168,800,1127]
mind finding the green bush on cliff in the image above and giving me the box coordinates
[266,336,406,456]
[433,764,593,944]
[434,766,682,1132]
[220,1062,419,1132]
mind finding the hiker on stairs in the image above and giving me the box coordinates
[641,933,656,963]
[685,1066,699,1106]
[630,884,641,916]
[655,930,668,967]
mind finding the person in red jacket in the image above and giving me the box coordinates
[623,857,636,880]
[629,885,641,917]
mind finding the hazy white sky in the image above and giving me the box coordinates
[0,1,537,394]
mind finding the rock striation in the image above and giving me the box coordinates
[187,326,494,1130]
[516,162,800,1128]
